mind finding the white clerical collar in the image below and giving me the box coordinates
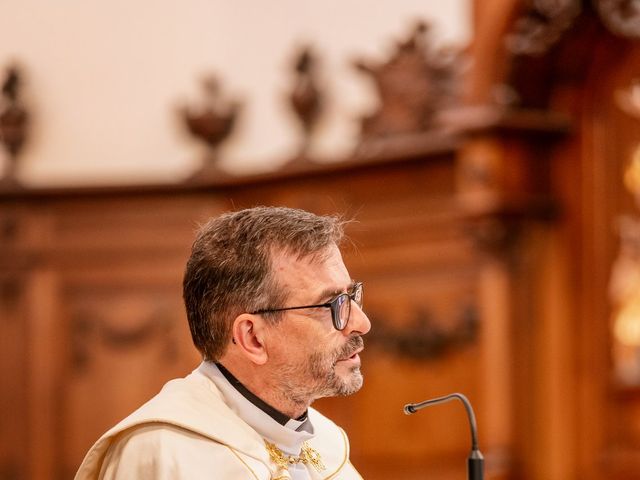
[198,361,314,455]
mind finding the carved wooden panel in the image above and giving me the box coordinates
[59,280,198,479]
[0,150,488,479]
[41,195,220,479]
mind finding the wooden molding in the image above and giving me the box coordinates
[438,105,572,137]
[367,304,478,360]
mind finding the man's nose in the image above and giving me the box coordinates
[346,303,371,335]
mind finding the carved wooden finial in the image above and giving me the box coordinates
[353,21,463,141]
[595,0,640,39]
[180,74,241,164]
[0,64,29,182]
[287,46,324,156]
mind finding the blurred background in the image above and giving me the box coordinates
[2,0,640,479]
[0,0,469,184]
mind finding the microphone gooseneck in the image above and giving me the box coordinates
[403,393,484,480]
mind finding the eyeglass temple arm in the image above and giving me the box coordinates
[252,302,332,314]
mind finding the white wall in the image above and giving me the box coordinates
[0,1,471,186]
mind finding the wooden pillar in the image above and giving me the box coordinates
[454,113,570,480]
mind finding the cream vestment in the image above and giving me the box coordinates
[75,363,363,479]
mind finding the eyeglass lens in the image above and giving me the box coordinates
[334,283,363,330]
[337,295,350,329]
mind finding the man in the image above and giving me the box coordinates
[75,206,371,479]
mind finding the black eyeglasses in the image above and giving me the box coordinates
[251,282,364,331]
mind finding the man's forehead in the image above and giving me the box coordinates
[270,244,349,285]
[269,243,339,267]
[269,246,354,312]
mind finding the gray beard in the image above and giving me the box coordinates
[277,335,364,406]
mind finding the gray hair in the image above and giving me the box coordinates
[183,206,346,361]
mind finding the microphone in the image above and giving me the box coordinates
[404,393,483,480]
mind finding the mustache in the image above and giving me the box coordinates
[335,335,364,361]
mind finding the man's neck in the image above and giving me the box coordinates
[216,361,310,419]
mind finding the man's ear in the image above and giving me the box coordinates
[231,313,269,365]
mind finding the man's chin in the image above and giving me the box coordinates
[334,370,363,396]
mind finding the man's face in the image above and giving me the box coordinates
[264,244,371,405]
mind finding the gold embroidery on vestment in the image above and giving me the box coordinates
[265,440,326,473]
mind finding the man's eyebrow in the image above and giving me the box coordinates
[314,281,356,303]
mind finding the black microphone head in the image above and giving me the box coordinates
[403,404,416,415]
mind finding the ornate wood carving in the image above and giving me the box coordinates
[505,0,582,56]
[461,196,558,259]
[0,65,29,183]
[594,0,640,39]
[507,0,640,58]
[180,75,241,162]
[353,21,462,141]
[71,308,178,372]
[466,216,522,258]
[367,304,478,360]
[287,46,324,156]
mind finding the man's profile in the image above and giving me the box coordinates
[75,206,370,479]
